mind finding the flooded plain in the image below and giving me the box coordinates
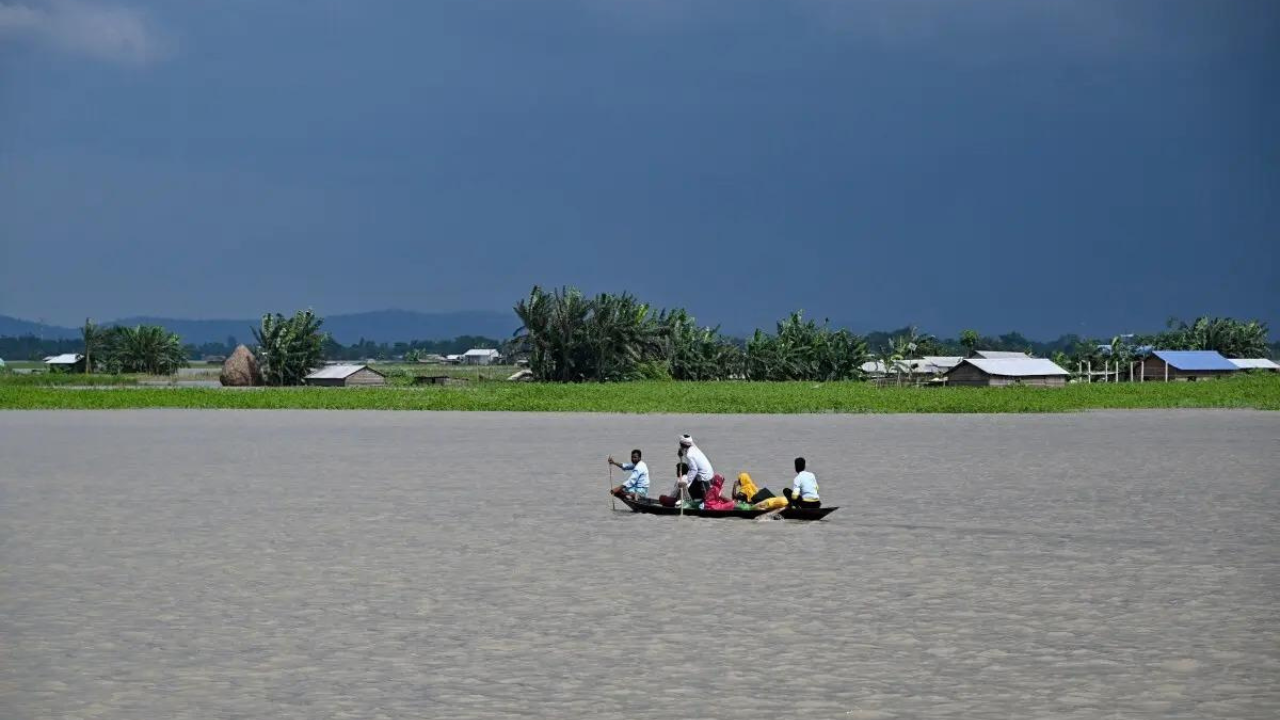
[1,410,1277,719]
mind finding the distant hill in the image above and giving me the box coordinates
[0,310,519,345]
[0,316,81,340]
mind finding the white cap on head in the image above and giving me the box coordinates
[679,435,694,447]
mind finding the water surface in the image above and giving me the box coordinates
[1,410,1276,719]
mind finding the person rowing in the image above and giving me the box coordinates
[674,434,714,503]
[608,449,649,500]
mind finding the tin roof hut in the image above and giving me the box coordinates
[303,364,386,387]
[945,357,1070,387]
[971,350,1032,359]
[1227,358,1279,371]
[1137,351,1237,382]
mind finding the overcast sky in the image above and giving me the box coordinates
[1,0,1277,337]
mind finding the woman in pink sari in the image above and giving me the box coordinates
[701,474,737,511]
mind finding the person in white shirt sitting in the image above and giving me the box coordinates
[783,457,821,509]
[608,449,650,499]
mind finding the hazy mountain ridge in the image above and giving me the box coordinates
[0,311,519,345]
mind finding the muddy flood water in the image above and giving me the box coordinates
[1,410,1277,719]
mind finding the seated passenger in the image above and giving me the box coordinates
[732,472,775,504]
[608,449,649,499]
[782,457,821,509]
[702,474,736,511]
[658,463,691,507]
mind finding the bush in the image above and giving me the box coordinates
[253,309,326,386]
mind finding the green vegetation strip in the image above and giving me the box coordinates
[1,375,1277,412]
[0,373,140,386]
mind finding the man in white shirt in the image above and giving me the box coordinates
[783,457,821,509]
[608,449,650,499]
[674,434,714,502]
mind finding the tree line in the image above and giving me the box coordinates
[3,298,1274,385]
[509,287,1274,382]
[0,330,503,365]
[511,286,873,382]
[1056,317,1273,370]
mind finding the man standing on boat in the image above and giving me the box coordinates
[675,434,714,502]
[608,449,649,499]
[783,457,821,509]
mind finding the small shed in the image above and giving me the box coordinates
[462,348,502,366]
[972,350,1032,359]
[44,353,86,373]
[1228,358,1280,372]
[303,364,386,387]
[1137,351,1237,382]
[945,357,1070,387]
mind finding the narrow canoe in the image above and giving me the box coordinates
[615,493,838,521]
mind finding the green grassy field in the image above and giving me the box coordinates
[1,374,1277,412]
[0,373,141,386]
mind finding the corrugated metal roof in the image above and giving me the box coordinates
[1228,358,1280,370]
[863,356,964,376]
[44,353,83,364]
[954,358,1069,377]
[1152,350,1237,371]
[920,356,964,372]
[305,364,378,380]
[973,350,1032,359]
[463,348,501,356]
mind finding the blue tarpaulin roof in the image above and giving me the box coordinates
[1152,350,1238,371]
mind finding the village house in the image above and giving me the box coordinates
[917,356,965,374]
[1227,358,1280,372]
[43,353,86,373]
[971,350,1032,359]
[303,364,387,387]
[462,348,502,366]
[1136,350,1237,382]
[862,356,963,381]
[945,357,1070,387]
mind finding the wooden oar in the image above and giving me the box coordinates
[608,462,616,511]
[677,461,684,519]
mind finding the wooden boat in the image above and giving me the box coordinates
[615,492,838,521]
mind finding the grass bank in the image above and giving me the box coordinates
[0,373,140,386]
[1,374,1277,412]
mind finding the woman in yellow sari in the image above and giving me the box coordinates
[735,472,787,510]
[733,472,776,504]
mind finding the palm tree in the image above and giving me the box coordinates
[746,311,868,381]
[513,286,744,382]
[81,318,99,374]
[1151,316,1270,358]
[513,286,593,382]
[100,325,188,375]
